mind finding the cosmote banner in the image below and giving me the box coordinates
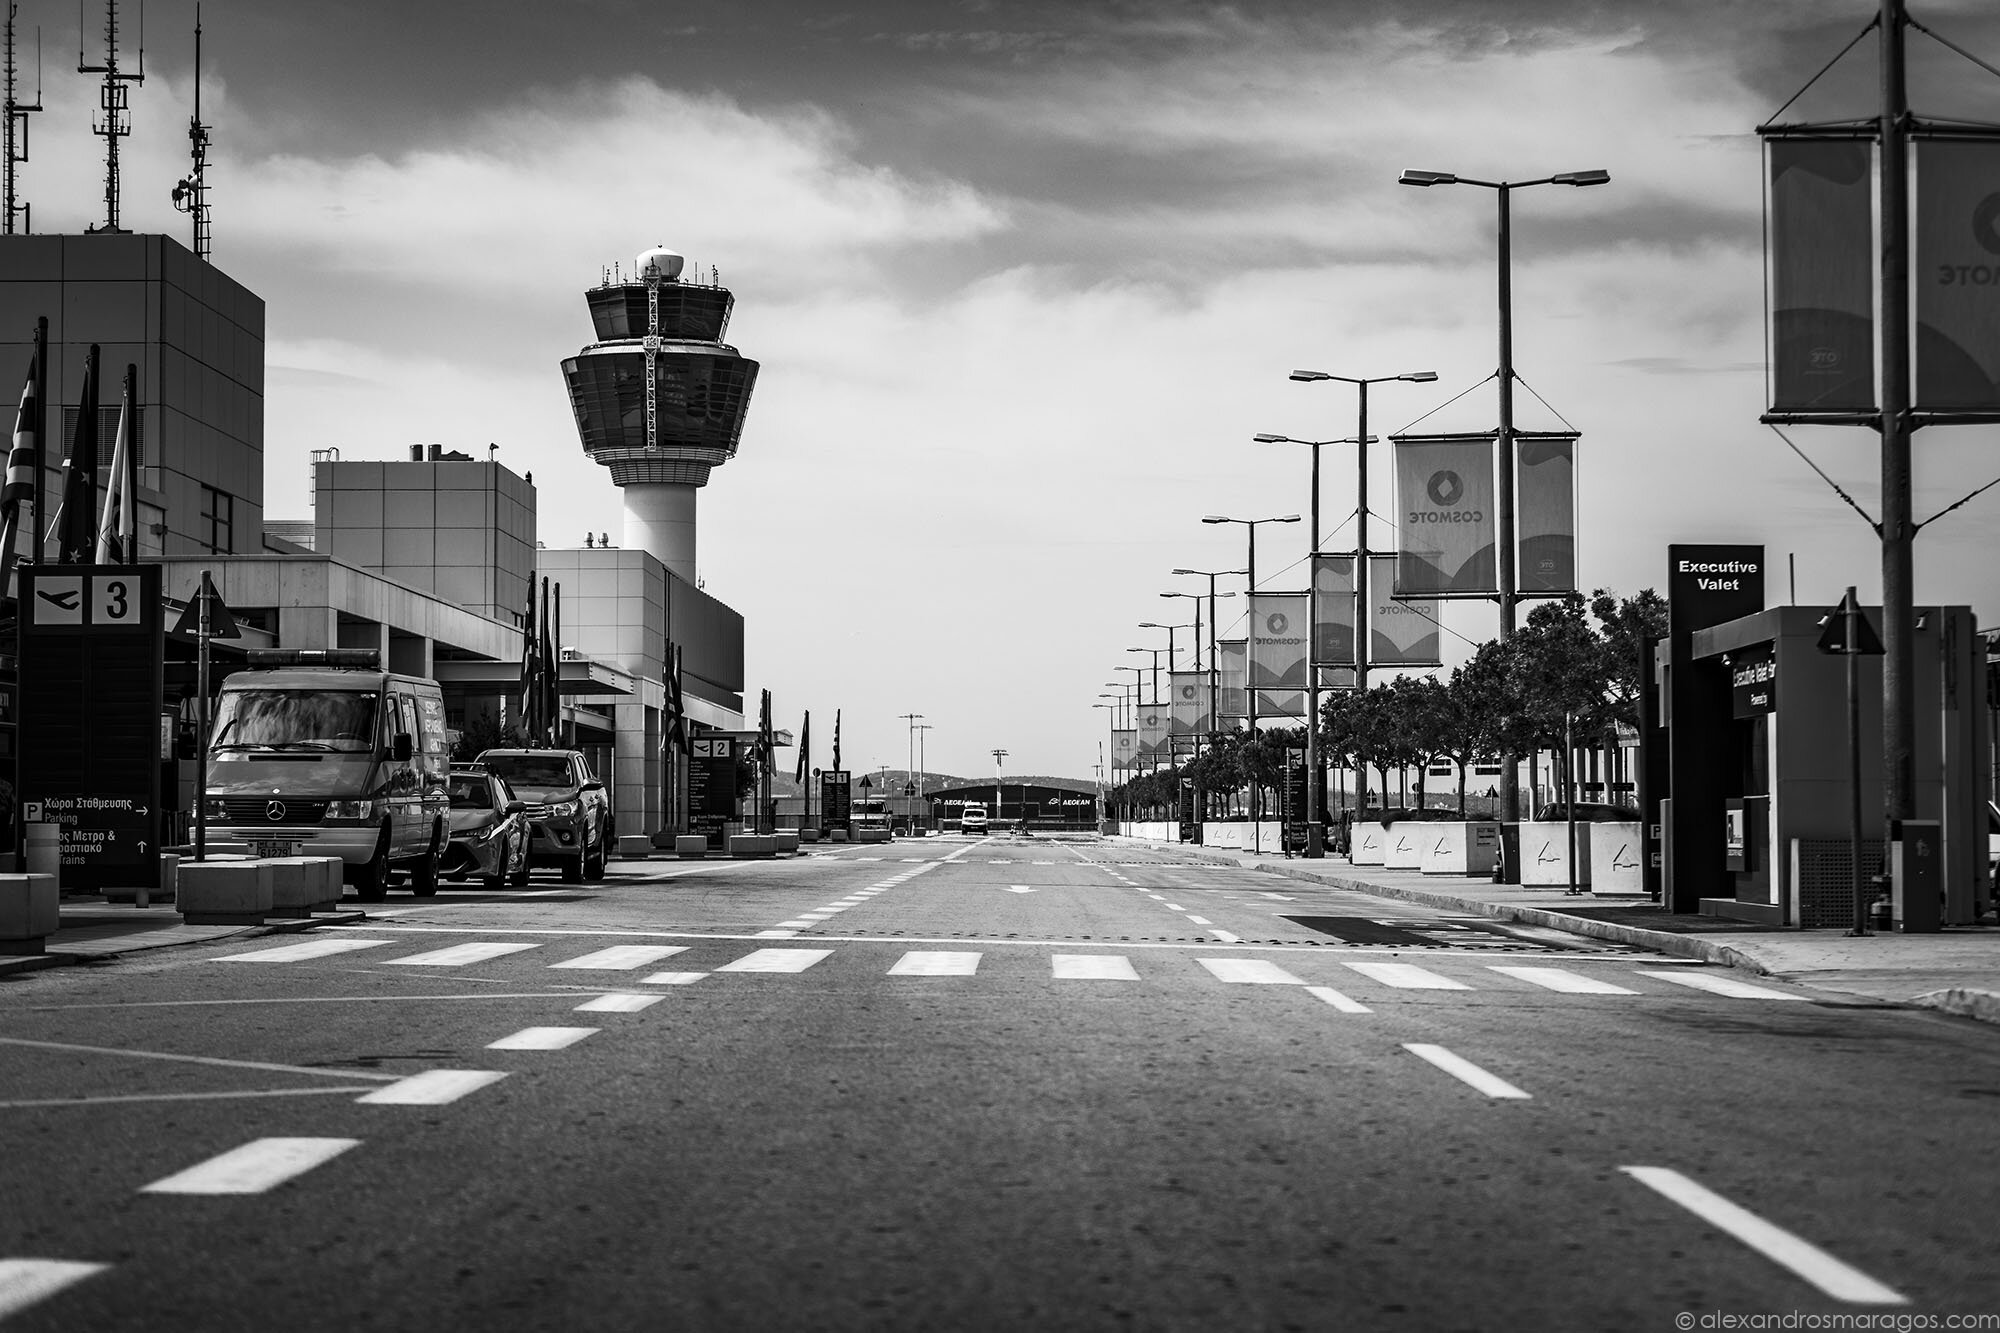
[1916,139,2000,411]
[1170,672,1210,736]
[1394,438,1495,595]
[1217,640,1247,720]
[1767,138,1874,413]
[1516,439,1577,595]
[1247,593,1309,689]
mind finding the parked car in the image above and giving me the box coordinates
[1533,802,1639,823]
[476,748,612,882]
[1370,806,1465,824]
[441,767,532,889]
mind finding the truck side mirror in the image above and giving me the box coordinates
[393,733,414,762]
[580,779,604,792]
[504,800,529,816]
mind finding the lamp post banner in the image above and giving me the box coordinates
[1137,705,1171,764]
[1311,555,1356,667]
[1248,592,1309,689]
[1766,138,1875,413]
[1170,671,1210,736]
[1916,139,2000,410]
[1516,439,1577,593]
[1393,438,1496,594]
[1111,729,1138,772]
[1369,554,1442,666]
[1218,639,1248,720]
[1255,689,1308,719]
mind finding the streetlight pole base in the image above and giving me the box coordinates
[1304,827,1324,859]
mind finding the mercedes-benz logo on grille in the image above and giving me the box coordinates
[266,801,287,822]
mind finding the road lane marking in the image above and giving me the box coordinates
[0,1086,377,1109]
[1051,955,1139,981]
[0,1260,109,1319]
[214,937,397,963]
[718,949,832,973]
[574,993,666,1013]
[142,1137,360,1195]
[755,929,801,938]
[1340,961,1471,990]
[1198,958,1304,985]
[889,951,981,976]
[1637,971,1810,1000]
[1305,986,1371,1013]
[383,942,539,967]
[1003,885,1036,894]
[1162,903,1186,911]
[1402,1044,1531,1099]
[0,1035,399,1082]
[1488,966,1639,995]
[1210,930,1243,942]
[487,1027,597,1050]
[550,945,689,971]
[1619,1167,1907,1304]
[357,1070,510,1105]
[1186,915,1212,925]
[640,972,707,985]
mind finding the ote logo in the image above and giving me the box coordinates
[1179,683,1197,700]
[1427,470,1464,507]
[1265,612,1289,634]
[1976,194,2000,256]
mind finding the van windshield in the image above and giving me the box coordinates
[210,690,379,755]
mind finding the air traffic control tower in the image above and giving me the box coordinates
[562,247,759,584]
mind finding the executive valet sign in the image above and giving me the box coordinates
[820,769,852,834]
[687,735,738,850]
[19,564,164,890]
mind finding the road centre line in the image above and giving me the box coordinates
[574,993,666,1013]
[143,1137,361,1195]
[1402,1044,1531,1099]
[0,1260,110,1320]
[356,1070,510,1105]
[1620,1166,1907,1304]
[0,1035,401,1082]
[1186,915,1212,925]
[487,1027,598,1051]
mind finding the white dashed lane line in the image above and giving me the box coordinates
[141,1137,360,1195]
[1402,1044,1531,1100]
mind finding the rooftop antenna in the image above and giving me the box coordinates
[78,0,144,234]
[4,4,42,234]
[170,4,209,260]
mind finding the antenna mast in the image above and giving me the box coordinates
[3,2,42,234]
[78,0,144,233]
[171,4,209,260]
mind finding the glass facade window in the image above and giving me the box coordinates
[200,485,233,554]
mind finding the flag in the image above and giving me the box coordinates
[517,583,539,741]
[0,343,39,600]
[540,579,558,745]
[831,709,842,772]
[52,344,99,564]
[94,367,135,563]
[757,689,774,773]
[662,641,687,754]
[794,709,811,784]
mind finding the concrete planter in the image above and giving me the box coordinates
[1588,823,1646,895]
[266,858,315,918]
[1383,825,1428,870]
[1520,821,1590,888]
[1349,821,1391,866]
[1419,822,1502,877]
[774,832,800,854]
[799,829,821,843]
[727,834,777,858]
[180,859,275,925]
[23,825,60,887]
[854,829,891,844]
[616,834,653,858]
[0,873,59,953]
[674,835,707,859]
[830,829,849,843]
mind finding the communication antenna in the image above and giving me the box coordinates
[3,3,42,233]
[78,0,144,233]
[169,4,209,260]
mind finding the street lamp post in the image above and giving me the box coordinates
[914,722,932,832]
[1201,515,1300,843]
[899,712,923,832]
[1269,368,1438,856]
[1126,646,1166,719]
[1139,619,1195,767]
[1170,569,1245,755]
[991,748,1007,827]
[1398,166,1607,835]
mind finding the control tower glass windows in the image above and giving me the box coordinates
[199,485,234,554]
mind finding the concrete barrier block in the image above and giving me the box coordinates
[0,873,59,951]
[830,829,849,843]
[799,829,821,843]
[1588,823,1645,895]
[1420,822,1502,877]
[675,835,707,859]
[774,832,800,854]
[179,860,275,924]
[1349,821,1391,866]
[23,825,60,888]
[727,834,777,859]
[308,857,345,908]
[1520,821,1590,888]
[617,834,653,858]
[267,858,315,917]
[855,828,891,844]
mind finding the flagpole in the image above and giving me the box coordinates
[29,316,43,563]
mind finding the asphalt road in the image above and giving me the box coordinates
[2,833,1997,1331]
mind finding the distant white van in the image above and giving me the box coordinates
[959,803,989,835]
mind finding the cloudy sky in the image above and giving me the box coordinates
[20,0,2000,781]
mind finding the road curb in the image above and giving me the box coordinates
[1908,986,2000,1025]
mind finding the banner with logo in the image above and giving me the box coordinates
[1218,639,1247,720]
[1137,703,1170,766]
[1110,729,1137,772]
[1767,138,1875,413]
[1917,139,2000,411]
[1516,437,1577,594]
[1394,437,1495,595]
[1248,593,1308,692]
[1255,689,1308,720]
[1312,555,1356,666]
[1367,554,1442,666]
[1169,671,1210,736]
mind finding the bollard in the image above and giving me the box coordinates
[23,825,60,890]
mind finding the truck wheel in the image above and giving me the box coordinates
[508,840,532,887]
[353,824,392,903]
[409,823,443,897]
[584,829,606,881]
[562,848,585,883]
[482,836,510,891]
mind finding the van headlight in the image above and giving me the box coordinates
[324,798,384,821]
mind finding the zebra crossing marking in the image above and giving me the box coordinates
[889,951,981,976]
[717,949,832,974]
[487,1027,597,1051]
[142,1137,359,1195]
[574,993,666,1013]
[1638,971,1809,1000]
[640,972,707,985]
[1340,961,1470,990]
[1051,955,1140,981]
[382,942,539,968]
[213,937,396,963]
[549,945,688,971]
[0,1260,109,1321]
[1488,965,1639,995]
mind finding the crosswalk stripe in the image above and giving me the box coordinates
[1340,961,1470,990]
[1488,965,1640,995]
[717,949,832,974]
[1186,915,1212,925]
[357,1070,509,1105]
[0,1259,109,1320]
[549,945,689,971]
[640,972,707,985]
[142,1137,359,1195]
[574,993,666,1013]
[1403,1044,1531,1099]
[1638,970,1810,1000]
[487,1026,597,1050]
[1051,955,1139,981]
[1305,986,1372,1013]
[1198,958,1304,985]
[214,937,396,963]
[1209,930,1244,943]
[383,942,539,967]
[889,951,981,976]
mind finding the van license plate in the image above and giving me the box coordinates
[251,840,295,858]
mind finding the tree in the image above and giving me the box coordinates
[1383,675,1454,810]
[1589,587,1668,731]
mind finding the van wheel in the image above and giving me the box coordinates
[409,822,443,897]
[353,824,392,902]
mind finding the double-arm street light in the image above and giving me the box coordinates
[1200,515,1300,837]
[1126,645,1167,713]
[1170,569,1245,743]
[1270,367,1438,856]
[1140,620,1197,768]
[914,722,933,829]
[1399,166,1607,830]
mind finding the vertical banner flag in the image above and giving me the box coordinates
[1311,555,1356,667]
[1515,438,1577,593]
[95,368,135,564]
[1218,639,1247,720]
[54,344,99,565]
[1394,437,1495,594]
[0,344,38,600]
[832,708,842,772]
[1137,703,1170,765]
[1916,139,2000,411]
[1111,729,1138,772]
[663,642,686,753]
[1368,555,1442,666]
[795,709,810,784]
[1170,671,1209,738]
[1768,138,1875,413]
[1248,592,1308,719]
[520,587,541,741]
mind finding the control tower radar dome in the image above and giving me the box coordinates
[561,249,759,585]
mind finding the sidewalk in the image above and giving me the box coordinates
[1117,836,2000,1025]
[0,899,363,978]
